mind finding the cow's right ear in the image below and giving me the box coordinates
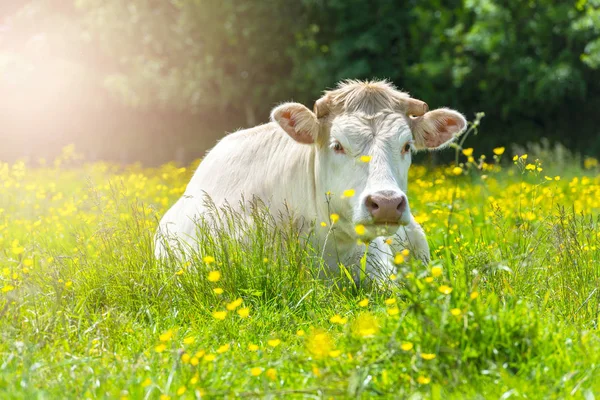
[271,103,320,145]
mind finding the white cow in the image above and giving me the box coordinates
[155,80,466,283]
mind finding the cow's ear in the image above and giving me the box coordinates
[271,102,320,144]
[410,108,467,150]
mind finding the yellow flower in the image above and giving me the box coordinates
[470,291,479,300]
[450,308,461,316]
[417,376,431,385]
[554,176,561,181]
[493,147,505,155]
[438,285,453,295]
[203,255,215,264]
[296,329,305,336]
[250,367,263,376]
[320,221,327,227]
[360,155,372,162]
[394,253,404,264]
[181,353,191,364]
[267,339,281,348]
[400,342,413,351]
[154,344,167,353]
[462,148,473,156]
[203,354,216,362]
[216,344,230,353]
[421,353,436,360]
[354,224,366,235]
[424,277,434,283]
[2,285,15,293]
[401,249,410,257]
[237,307,250,318]
[352,312,380,338]
[358,298,369,307]
[387,307,400,316]
[183,336,195,345]
[329,314,348,324]
[207,270,221,282]
[384,298,396,305]
[266,368,277,381]
[452,166,463,175]
[212,310,227,320]
[342,189,356,198]
[248,344,259,351]
[329,350,341,358]
[141,378,152,387]
[159,330,173,342]
[159,395,171,400]
[330,213,340,223]
[385,238,393,245]
[431,266,442,277]
[176,386,186,395]
[190,357,199,366]
[306,330,334,359]
[213,288,224,295]
[521,154,528,160]
[525,163,536,170]
[226,298,243,310]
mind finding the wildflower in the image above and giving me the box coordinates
[217,344,230,353]
[330,213,340,223]
[141,378,152,387]
[159,395,171,400]
[329,350,341,358]
[462,148,473,157]
[306,329,334,359]
[452,166,463,176]
[431,266,442,277]
[296,329,305,336]
[521,154,528,160]
[181,353,191,364]
[424,277,434,283]
[354,224,366,235]
[203,354,216,362]
[438,285,453,295]
[250,367,263,376]
[554,176,561,181]
[470,291,479,300]
[330,314,348,324]
[203,256,215,264]
[525,164,536,171]
[384,298,396,305]
[248,344,259,351]
[267,339,281,348]
[385,238,393,245]
[450,308,461,316]
[207,271,221,282]
[2,285,15,293]
[177,386,186,395]
[237,307,250,318]
[421,353,436,360]
[190,357,199,366]
[183,336,195,345]
[159,330,173,342]
[360,155,372,162]
[342,189,356,198]
[226,298,243,310]
[64,281,73,288]
[352,312,380,338]
[493,147,505,155]
[401,249,410,257]
[155,344,167,353]
[212,310,227,320]
[400,342,413,351]
[266,368,277,381]
[417,376,431,385]
[394,253,404,264]
[213,288,224,295]
[387,307,400,316]
[358,298,369,307]
[320,221,327,227]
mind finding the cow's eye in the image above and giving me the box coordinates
[402,143,412,154]
[331,141,345,154]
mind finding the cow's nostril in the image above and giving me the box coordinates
[397,196,406,211]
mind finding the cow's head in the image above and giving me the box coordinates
[272,80,466,239]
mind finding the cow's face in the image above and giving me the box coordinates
[272,90,466,240]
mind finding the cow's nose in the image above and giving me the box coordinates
[365,191,407,223]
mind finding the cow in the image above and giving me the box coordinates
[155,80,466,284]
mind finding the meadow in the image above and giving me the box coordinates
[1,144,600,399]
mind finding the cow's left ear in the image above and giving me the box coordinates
[271,102,320,145]
[410,108,467,150]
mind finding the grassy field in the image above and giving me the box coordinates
[1,145,600,399]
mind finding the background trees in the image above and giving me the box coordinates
[1,0,599,164]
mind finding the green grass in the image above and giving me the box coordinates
[1,153,600,399]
